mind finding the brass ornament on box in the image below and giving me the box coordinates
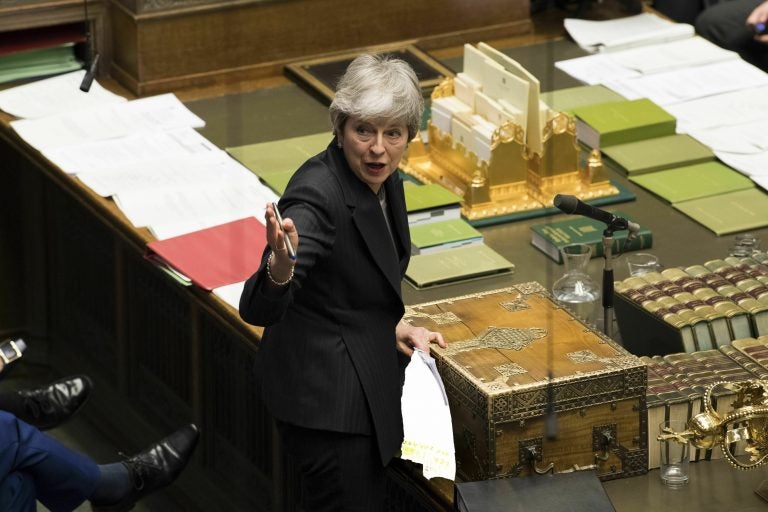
[401,43,620,222]
[658,380,768,470]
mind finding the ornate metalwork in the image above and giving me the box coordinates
[402,307,461,325]
[440,326,547,356]
[494,362,528,378]
[659,380,768,470]
[568,350,599,364]
[500,296,530,312]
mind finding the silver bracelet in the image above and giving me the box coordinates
[267,252,294,286]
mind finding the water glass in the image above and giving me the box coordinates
[659,420,690,487]
[626,252,660,277]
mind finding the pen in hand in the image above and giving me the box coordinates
[271,202,296,260]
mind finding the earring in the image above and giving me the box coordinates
[337,141,343,148]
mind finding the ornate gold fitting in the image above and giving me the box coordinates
[658,380,768,470]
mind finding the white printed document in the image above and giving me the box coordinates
[0,70,126,119]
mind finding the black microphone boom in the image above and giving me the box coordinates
[79,0,99,93]
[553,194,639,234]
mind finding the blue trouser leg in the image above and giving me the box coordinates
[0,410,100,512]
[0,471,37,512]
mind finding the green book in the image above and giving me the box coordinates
[541,84,625,115]
[673,188,768,236]
[571,98,676,149]
[602,133,714,175]
[226,131,332,194]
[403,182,462,225]
[630,161,754,203]
[530,210,652,263]
[409,218,483,255]
[404,244,514,288]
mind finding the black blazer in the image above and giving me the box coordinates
[239,139,411,465]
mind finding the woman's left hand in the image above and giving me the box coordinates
[396,319,446,357]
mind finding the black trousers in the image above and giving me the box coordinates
[276,422,386,512]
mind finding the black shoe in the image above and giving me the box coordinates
[92,423,200,512]
[16,374,93,430]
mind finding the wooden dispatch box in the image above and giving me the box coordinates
[404,282,648,481]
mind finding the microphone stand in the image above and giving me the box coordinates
[601,224,619,339]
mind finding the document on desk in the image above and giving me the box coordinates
[115,179,277,240]
[213,281,246,311]
[0,70,126,119]
[77,152,253,198]
[555,36,738,85]
[664,85,768,132]
[687,118,768,154]
[43,127,220,175]
[11,93,205,151]
[716,149,768,178]
[605,59,768,106]
[564,12,693,53]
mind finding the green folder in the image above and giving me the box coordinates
[409,218,483,254]
[630,161,754,203]
[227,132,332,195]
[0,44,81,84]
[404,244,514,288]
[673,188,768,235]
[541,84,625,115]
[571,98,676,149]
[603,134,714,175]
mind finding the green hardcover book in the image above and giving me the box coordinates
[603,133,714,176]
[404,243,514,289]
[226,131,332,195]
[403,182,462,225]
[409,218,483,255]
[571,98,676,149]
[541,84,625,115]
[630,161,754,203]
[673,188,768,236]
[530,211,652,264]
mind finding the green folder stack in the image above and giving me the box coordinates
[403,182,462,225]
[409,218,483,255]
[404,244,514,288]
[630,161,754,204]
[571,98,676,149]
[673,188,768,235]
[602,134,714,176]
[226,132,332,195]
[541,84,625,115]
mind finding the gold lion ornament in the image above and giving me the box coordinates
[658,380,768,470]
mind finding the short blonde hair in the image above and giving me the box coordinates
[329,53,424,141]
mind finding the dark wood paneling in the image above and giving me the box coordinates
[108,0,531,94]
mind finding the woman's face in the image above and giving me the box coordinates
[339,116,408,193]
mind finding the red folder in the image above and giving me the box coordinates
[145,217,266,291]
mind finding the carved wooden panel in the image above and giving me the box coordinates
[107,0,531,95]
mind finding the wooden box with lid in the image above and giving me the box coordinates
[404,282,648,481]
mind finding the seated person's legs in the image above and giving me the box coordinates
[0,411,199,511]
[0,472,37,512]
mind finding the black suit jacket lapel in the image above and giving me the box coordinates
[327,142,403,297]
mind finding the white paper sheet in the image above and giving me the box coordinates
[0,70,126,119]
[605,59,768,106]
[213,281,247,310]
[564,13,693,53]
[11,93,205,151]
[400,349,456,481]
[43,127,220,175]
[665,85,768,132]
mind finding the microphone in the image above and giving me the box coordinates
[79,0,99,93]
[553,194,639,234]
[80,53,100,92]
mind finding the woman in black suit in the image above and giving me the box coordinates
[239,54,446,511]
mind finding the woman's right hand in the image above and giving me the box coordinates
[265,202,299,286]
